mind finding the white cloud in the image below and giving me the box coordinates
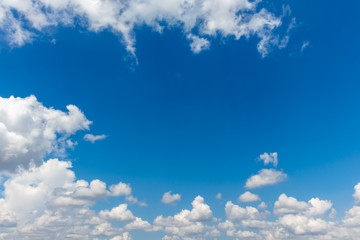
[162,191,181,205]
[111,232,133,240]
[0,95,91,172]
[274,194,332,216]
[126,195,147,207]
[353,182,360,204]
[258,152,278,167]
[274,194,309,215]
[154,196,214,238]
[238,191,261,202]
[0,0,290,57]
[187,34,210,53]
[225,201,262,221]
[301,41,310,52]
[84,134,107,143]
[245,169,287,188]
[4,95,360,239]
[99,204,135,222]
[109,182,132,197]
[258,202,267,209]
[216,193,222,200]
[278,214,330,235]
[125,217,152,230]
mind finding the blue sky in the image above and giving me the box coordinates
[0,0,360,239]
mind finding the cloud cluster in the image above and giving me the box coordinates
[2,95,360,240]
[0,95,91,172]
[0,0,292,57]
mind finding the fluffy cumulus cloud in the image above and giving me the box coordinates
[3,95,360,239]
[0,95,91,172]
[245,168,287,188]
[0,0,292,57]
[238,191,261,202]
[162,191,181,205]
[154,196,217,238]
[0,158,150,239]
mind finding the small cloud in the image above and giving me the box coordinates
[84,134,107,143]
[245,169,287,189]
[301,41,310,52]
[258,202,267,209]
[238,191,261,203]
[216,193,222,200]
[329,208,337,219]
[126,195,147,207]
[161,191,181,205]
[258,152,278,167]
[187,34,210,54]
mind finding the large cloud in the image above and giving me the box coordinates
[0,158,151,239]
[0,0,291,57]
[0,95,91,172]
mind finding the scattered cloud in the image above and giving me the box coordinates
[161,191,181,205]
[274,194,332,216]
[245,169,287,188]
[84,134,107,143]
[0,95,91,173]
[301,41,310,52]
[258,152,278,167]
[238,191,261,203]
[216,193,222,200]
[0,0,292,57]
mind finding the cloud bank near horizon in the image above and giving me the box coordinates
[1,95,360,240]
[0,0,292,58]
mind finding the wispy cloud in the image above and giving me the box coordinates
[84,134,107,143]
[0,0,291,58]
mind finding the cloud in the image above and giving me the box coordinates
[258,202,267,209]
[0,158,149,239]
[274,194,332,216]
[0,0,291,57]
[238,191,261,202]
[216,193,222,200]
[154,196,215,238]
[301,41,310,52]
[162,191,181,205]
[111,232,133,240]
[0,95,91,173]
[225,201,263,221]
[125,195,147,207]
[99,204,135,222]
[84,134,107,143]
[353,182,360,204]
[278,214,331,235]
[245,169,287,188]
[258,152,278,167]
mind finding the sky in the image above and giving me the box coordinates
[0,0,360,239]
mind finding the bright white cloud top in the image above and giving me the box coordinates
[2,95,360,239]
[245,168,287,188]
[258,152,278,167]
[0,95,91,172]
[238,191,261,202]
[0,0,291,57]
[161,191,181,204]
